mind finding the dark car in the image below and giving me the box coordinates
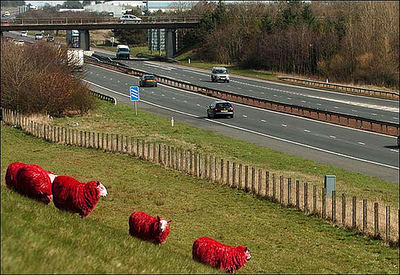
[46,35,55,42]
[139,74,157,87]
[207,100,234,118]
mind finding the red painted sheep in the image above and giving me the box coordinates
[14,163,56,204]
[129,211,172,244]
[192,237,251,274]
[5,162,25,191]
[52,175,108,218]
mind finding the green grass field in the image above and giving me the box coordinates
[1,124,399,274]
[1,99,399,273]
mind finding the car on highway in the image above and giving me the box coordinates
[35,33,43,40]
[3,11,10,17]
[207,100,234,118]
[20,31,28,37]
[116,44,130,59]
[139,74,157,87]
[120,14,141,23]
[211,66,230,83]
[14,40,24,46]
[46,34,55,42]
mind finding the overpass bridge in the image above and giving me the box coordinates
[0,16,200,57]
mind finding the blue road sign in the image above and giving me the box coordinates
[130,86,139,101]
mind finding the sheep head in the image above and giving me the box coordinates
[244,247,251,261]
[156,216,172,233]
[96,182,108,197]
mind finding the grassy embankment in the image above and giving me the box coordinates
[1,113,399,273]
[46,100,398,207]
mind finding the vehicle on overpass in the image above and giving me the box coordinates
[120,14,141,23]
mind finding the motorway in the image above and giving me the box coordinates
[82,62,399,183]
[94,50,399,124]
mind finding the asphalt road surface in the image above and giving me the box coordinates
[94,49,399,124]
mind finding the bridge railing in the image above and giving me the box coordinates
[3,16,200,25]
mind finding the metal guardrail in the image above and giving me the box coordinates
[84,58,399,137]
[89,90,117,105]
[279,77,399,100]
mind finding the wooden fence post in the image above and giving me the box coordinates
[158,144,162,164]
[332,190,336,222]
[147,142,151,161]
[251,167,255,194]
[204,154,208,179]
[363,199,367,232]
[167,145,171,167]
[352,196,357,229]
[238,164,243,190]
[288,178,292,206]
[386,206,390,242]
[163,145,167,166]
[232,162,237,188]
[193,152,198,176]
[374,202,379,238]
[244,166,249,192]
[313,185,317,215]
[279,176,284,205]
[342,193,346,226]
[295,180,299,209]
[272,174,276,201]
[142,140,145,159]
[198,153,202,178]
[226,160,230,186]
[265,171,269,198]
[209,155,213,180]
[220,159,224,184]
[258,169,262,196]
[322,188,326,219]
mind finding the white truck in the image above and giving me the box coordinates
[67,49,84,71]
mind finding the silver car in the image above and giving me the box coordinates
[211,67,230,83]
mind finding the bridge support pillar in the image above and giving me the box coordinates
[165,29,177,59]
[79,30,90,51]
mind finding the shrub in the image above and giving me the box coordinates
[1,40,95,117]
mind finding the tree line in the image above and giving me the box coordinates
[180,1,399,90]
